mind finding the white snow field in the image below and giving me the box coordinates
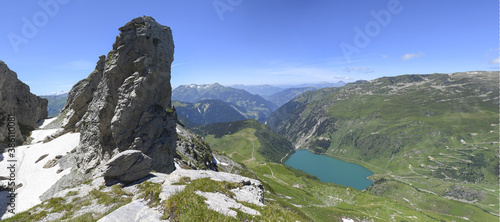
[0,118,80,219]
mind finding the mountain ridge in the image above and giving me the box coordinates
[173,83,278,122]
[266,71,500,216]
[174,99,247,128]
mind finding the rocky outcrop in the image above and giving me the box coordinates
[97,200,163,222]
[175,124,216,170]
[445,185,483,202]
[160,168,264,218]
[62,16,176,174]
[0,61,48,146]
[102,150,152,183]
[46,56,105,131]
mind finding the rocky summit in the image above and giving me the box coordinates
[0,61,47,146]
[60,16,177,175]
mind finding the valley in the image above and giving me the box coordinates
[0,1,497,220]
[197,119,498,221]
[31,69,499,221]
[264,72,500,218]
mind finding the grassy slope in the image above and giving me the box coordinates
[195,119,294,163]
[203,125,498,221]
[267,72,500,219]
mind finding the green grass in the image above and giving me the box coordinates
[202,121,500,221]
[3,183,134,222]
[65,190,79,197]
[137,181,163,206]
[161,177,308,221]
[195,119,294,163]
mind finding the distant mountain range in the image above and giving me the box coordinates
[40,81,347,124]
[48,90,69,96]
[172,82,349,125]
[263,87,317,107]
[39,92,68,118]
[173,99,246,128]
[172,83,278,122]
[232,81,346,97]
[231,84,284,96]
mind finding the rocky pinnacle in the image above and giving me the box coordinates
[68,16,176,174]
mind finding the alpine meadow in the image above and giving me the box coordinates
[0,1,498,222]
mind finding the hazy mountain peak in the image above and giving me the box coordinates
[47,90,68,96]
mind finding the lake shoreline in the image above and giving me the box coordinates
[285,149,374,190]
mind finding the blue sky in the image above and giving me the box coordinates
[0,0,498,95]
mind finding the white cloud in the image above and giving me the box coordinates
[55,60,94,71]
[381,54,388,58]
[401,52,425,61]
[489,57,500,64]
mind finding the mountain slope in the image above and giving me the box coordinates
[231,84,284,96]
[173,99,246,128]
[196,118,497,221]
[265,86,340,129]
[173,83,278,121]
[263,87,317,107]
[268,71,500,216]
[40,93,68,118]
[194,119,294,163]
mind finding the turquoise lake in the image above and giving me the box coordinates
[285,149,374,190]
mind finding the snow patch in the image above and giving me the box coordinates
[37,117,57,128]
[0,130,80,219]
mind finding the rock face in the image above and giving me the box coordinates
[0,61,48,146]
[103,150,152,183]
[175,124,216,170]
[60,56,105,131]
[64,16,176,174]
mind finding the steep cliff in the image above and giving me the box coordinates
[0,61,48,146]
[61,16,177,174]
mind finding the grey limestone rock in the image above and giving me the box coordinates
[0,61,48,146]
[97,200,163,222]
[103,150,152,183]
[66,16,177,174]
[175,124,216,170]
[47,55,105,131]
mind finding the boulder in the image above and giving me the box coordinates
[103,150,152,183]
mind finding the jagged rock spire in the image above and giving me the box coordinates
[63,16,177,174]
